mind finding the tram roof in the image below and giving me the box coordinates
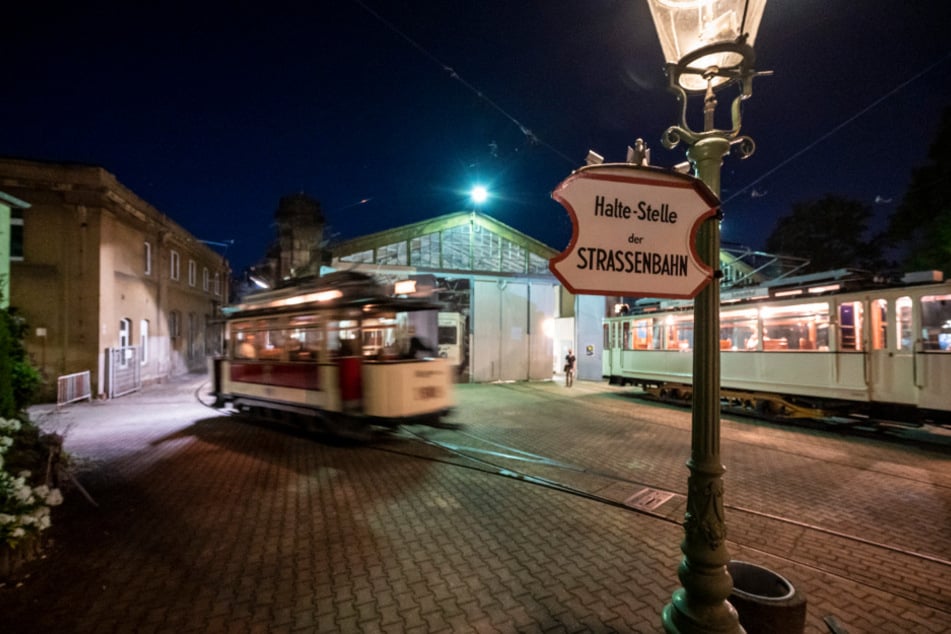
[223,271,443,318]
[624,269,947,315]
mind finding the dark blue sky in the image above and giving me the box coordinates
[4,1,949,273]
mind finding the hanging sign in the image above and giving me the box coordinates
[549,164,718,299]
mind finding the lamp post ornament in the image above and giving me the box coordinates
[644,1,770,633]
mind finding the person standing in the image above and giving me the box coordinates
[564,348,577,387]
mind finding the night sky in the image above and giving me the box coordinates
[3,1,950,274]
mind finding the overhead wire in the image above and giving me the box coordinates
[724,51,951,205]
[351,0,577,166]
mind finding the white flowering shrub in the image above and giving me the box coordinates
[0,417,63,548]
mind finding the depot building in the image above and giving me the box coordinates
[327,211,602,383]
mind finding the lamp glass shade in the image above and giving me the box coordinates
[646,0,766,91]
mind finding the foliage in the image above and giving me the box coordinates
[764,194,883,272]
[0,417,63,548]
[0,312,12,418]
[0,307,42,417]
[882,106,951,276]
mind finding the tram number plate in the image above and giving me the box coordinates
[416,386,443,400]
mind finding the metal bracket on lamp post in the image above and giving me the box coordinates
[660,38,770,634]
[661,38,769,152]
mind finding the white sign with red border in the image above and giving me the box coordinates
[549,164,719,299]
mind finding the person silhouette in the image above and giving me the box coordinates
[564,348,577,387]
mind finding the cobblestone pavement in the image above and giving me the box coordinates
[2,373,949,633]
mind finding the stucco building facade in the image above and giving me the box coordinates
[0,157,230,400]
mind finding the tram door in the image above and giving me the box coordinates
[866,296,916,406]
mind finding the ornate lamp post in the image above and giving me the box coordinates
[644,1,769,632]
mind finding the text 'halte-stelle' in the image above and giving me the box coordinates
[573,195,688,276]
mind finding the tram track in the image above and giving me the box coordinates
[386,425,951,616]
[194,379,951,614]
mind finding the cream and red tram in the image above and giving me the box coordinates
[212,272,454,433]
[602,270,951,423]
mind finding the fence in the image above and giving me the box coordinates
[57,370,92,406]
[106,346,142,399]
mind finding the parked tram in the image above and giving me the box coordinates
[602,270,951,423]
[211,271,454,435]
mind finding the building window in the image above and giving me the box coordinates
[170,250,180,280]
[119,318,132,348]
[214,272,220,296]
[188,312,199,360]
[203,267,210,292]
[118,318,132,368]
[10,209,24,261]
[188,259,197,287]
[144,241,152,275]
[140,319,149,365]
[169,310,181,339]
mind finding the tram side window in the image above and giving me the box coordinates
[234,330,263,359]
[623,321,632,350]
[762,302,829,351]
[665,316,693,351]
[720,309,757,351]
[838,302,863,351]
[897,296,913,351]
[328,320,361,356]
[651,319,664,350]
[920,294,951,351]
[870,299,888,350]
[289,328,323,360]
[632,319,654,349]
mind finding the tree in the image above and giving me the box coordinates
[883,106,951,276]
[764,194,883,273]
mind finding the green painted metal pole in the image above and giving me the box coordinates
[662,135,743,633]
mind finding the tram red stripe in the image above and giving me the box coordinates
[230,362,320,390]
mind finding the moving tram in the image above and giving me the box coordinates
[602,270,951,423]
[211,271,454,434]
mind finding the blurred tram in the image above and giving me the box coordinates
[602,270,951,423]
[211,271,454,435]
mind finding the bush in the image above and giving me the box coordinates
[0,417,63,548]
[0,307,43,416]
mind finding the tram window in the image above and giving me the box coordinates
[623,321,632,350]
[438,325,457,346]
[920,294,951,351]
[632,319,654,349]
[897,296,913,351]
[870,299,888,350]
[721,309,757,351]
[289,328,322,361]
[603,324,609,350]
[665,315,693,351]
[234,331,262,359]
[651,319,664,350]
[838,301,863,351]
[762,302,828,351]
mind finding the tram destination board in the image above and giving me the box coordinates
[549,164,719,299]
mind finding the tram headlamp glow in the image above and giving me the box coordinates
[394,280,417,295]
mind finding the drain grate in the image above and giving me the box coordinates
[624,487,675,511]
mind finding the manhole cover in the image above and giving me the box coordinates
[624,487,675,511]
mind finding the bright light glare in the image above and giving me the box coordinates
[470,185,488,205]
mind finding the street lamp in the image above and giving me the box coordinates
[470,185,489,208]
[645,1,769,633]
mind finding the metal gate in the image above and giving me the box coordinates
[106,346,142,398]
